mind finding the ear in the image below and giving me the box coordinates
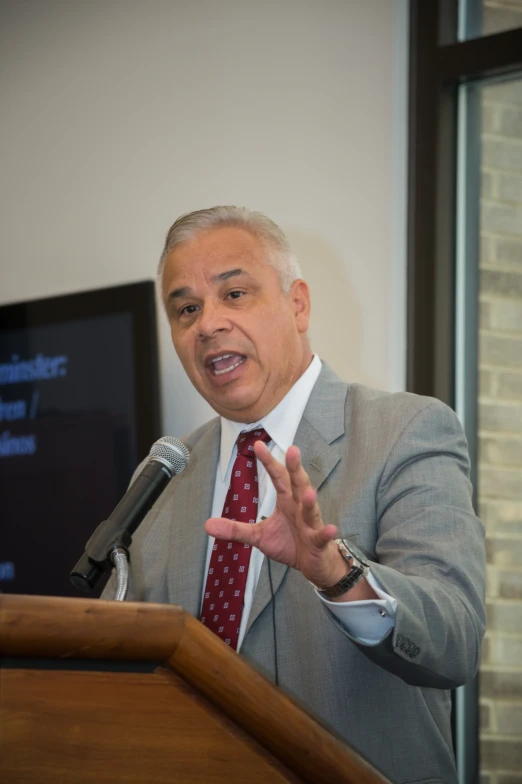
[290,279,311,334]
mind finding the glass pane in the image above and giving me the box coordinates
[478,76,522,782]
[456,73,522,782]
[460,0,522,40]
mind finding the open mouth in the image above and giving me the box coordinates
[208,353,247,376]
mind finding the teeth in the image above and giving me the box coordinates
[213,356,245,376]
[211,353,233,364]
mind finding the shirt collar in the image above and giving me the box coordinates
[219,354,323,480]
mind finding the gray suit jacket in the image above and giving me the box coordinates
[104,364,485,784]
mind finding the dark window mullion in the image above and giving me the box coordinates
[439,27,522,82]
[407,0,440,396]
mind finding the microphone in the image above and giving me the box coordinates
[70,437,190,592]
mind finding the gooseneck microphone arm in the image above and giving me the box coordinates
[70,437,189,595]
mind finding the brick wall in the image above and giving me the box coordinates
[479,3,522,781]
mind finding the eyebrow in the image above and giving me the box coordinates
[168,268,248,300]
[211,268,246,284]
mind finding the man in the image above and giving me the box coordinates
[106,206,485,783]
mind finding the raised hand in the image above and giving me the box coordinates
[205,440,349,590]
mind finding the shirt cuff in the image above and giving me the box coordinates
[316,570,397,645]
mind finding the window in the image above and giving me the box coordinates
[409,3,522,781]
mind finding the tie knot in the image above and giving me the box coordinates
[236,428,271,456]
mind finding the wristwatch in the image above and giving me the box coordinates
[312,539,370,600]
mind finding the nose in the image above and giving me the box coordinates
[196,300,231,339]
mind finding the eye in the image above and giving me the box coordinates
[227,290,244,300]
[179,304,199,317]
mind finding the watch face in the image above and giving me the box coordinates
[339,539,370,568]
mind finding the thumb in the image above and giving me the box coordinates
[205,516,262,547]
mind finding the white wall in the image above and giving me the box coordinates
[0,0,409,437]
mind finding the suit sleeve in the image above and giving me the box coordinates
[330,400,486,689]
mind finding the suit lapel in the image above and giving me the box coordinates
[244,364,348,636]
[166,419,220,617]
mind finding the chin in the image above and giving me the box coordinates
[212,395,262,421]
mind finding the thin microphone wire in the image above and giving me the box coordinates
[256,437,280,686]
[266,555,279,687]
[260,517,279,686]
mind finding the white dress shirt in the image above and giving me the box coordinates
[201,355,397,650]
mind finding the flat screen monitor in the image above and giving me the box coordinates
[0,281,160,597]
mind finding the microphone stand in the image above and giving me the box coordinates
[70,461,174,594]
[110,548,130,601]
[70,520,134,596]
[70,437,190,599]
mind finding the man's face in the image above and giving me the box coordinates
[162,226,312,423]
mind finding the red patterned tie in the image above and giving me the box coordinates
[200,428,272,650]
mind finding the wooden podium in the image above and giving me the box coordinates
[0,594,391,784]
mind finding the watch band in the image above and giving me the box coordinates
[312,539,370,600]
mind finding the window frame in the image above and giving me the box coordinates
[407,3,522,782]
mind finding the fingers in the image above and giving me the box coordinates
[286,447,324,531]
[253,440,291,495]
[254,441,309,504]
[254,440,324,532]
[205,516,263,547]
[285,446,315,507]
[311,524,338,549]
[300,485,323,530]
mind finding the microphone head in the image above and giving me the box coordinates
[150,436,190,476]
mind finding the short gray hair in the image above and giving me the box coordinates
[158,206,302,294]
